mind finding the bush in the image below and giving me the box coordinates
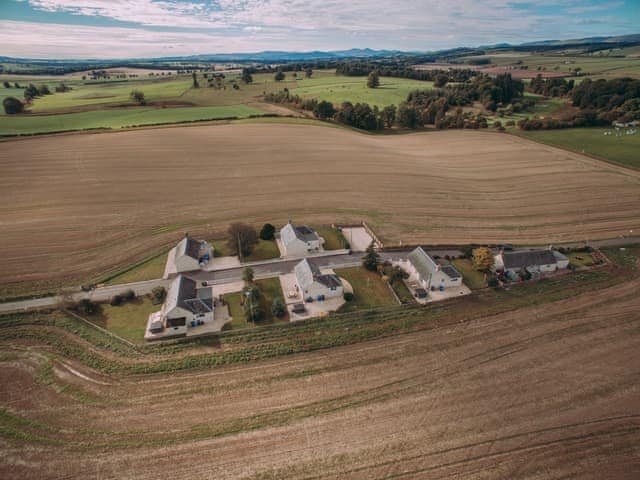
[271,298,287,318]
[77,298,98,315]
[344,292,354,302]
[110,294,123,306]
[3,96,24,114]
[121,289,136,301]
[259,223,276,241]
[151,287,166,304]
[488,277,500,288]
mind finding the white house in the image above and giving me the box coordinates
[280,221,324,257]
[404,247,463,290]
[163,235,213,278]
[494,249,569,275]
[294,258,343,301]
[148,275,214,338]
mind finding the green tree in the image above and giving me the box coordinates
[362,241,380,271]
[77,298,98,315]
[192,72,199,88]
[227,222,259,258]
[3,81,10,88]
[313,100,335,120]
[305,67,313,78]
[241,68,253,84]
[3,96,24,114]
[151,286,166,304]
[243,285,263,322]
[367,70,380,89]
[130,90,146,105]
[397,102,421,128]
[274,70,285,81]
[381,104,397,128]
[24,83,39,101]
[242,267,255,285]
[472,247,494,272]
[38,84,51,95]
[434,74,448,88]
[259,223,276,240]
[271,298,286,318]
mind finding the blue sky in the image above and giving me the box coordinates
[0,0,637,58]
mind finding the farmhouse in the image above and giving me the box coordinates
[163,234,213,278]
[294,258,343,301]
[404,247,463,291]
[279,221,324,257]
[147,274,214,339]
[495,249,569,276]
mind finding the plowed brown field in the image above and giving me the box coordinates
[1,275,639,479]
[1,124,639,291]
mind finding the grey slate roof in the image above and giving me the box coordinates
[281,222,319,245]
[176,236,205,260]
[294,258,342,290]
[502,250,557,270]
[407,247,439,281]
[166,275,213,315]
[407,247,461,282]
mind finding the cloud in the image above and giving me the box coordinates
[5,1,636,58]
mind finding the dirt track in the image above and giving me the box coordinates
[1,124,639,290]
[0,276,639,479]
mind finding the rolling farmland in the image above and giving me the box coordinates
[1,124,639,296]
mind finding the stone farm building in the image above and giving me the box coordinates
[163,235,213,278]
[294,258,343,301]
[280,221,324,257]
[405,247,463,291]
[147,275,214,338]
[495,249,569,276]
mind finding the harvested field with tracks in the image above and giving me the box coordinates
[1,124,640,294]
[1,270,639,479]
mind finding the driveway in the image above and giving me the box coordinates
[341,227,373,252]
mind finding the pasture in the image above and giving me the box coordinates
[517,127,640,170]
[1,265,639,478]
[1,125,639,297]
[0,105,263,135]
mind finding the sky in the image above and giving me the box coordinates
[0,0,638,59]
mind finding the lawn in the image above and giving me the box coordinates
[391,280,417,305]
[334,267,397,312]
[223,277,288,329]
[315,226,348,250]
[452,259,486,289]
[515,127,640,170]
[105,252,167,285]
[92,296,157,342]
[601,245,640,271]
[291,74,433,108]
[210,239,232,257]
[245,239,280,262]
[29,77,193,112]
[0,104,263,136]
[567,252,595,268]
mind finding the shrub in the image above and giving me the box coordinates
[259,223,276,241]
[77,298,98,315]
[488,277,500,288]
[3,96,24,114]
[110,294,123,306]
[271,298,286,318]
[151,286,166,304]
[344,292,354,302]
[122,289,136,301]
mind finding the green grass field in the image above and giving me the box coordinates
[244,239,280,262]
[452,259,486,289]
[29,78,193,112]
[291,74,432,107]
[0,104,262,135]
[516,127,640,170]
[224,278,287,329]
[335,267,397,312]
[93,296,157,342]
[315,226,348,250]
[105,252,167,285]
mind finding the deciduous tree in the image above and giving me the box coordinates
[472,247,494,272]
